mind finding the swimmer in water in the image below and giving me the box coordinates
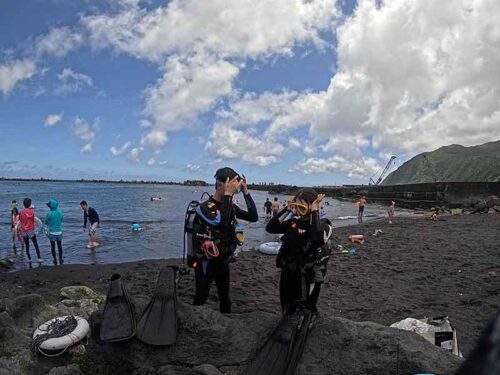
[131,223,143,231]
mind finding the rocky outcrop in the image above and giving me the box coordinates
[0,287,463,374]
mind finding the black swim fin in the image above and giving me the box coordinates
[244,313,302,375]
[136,266,178,346]
[284,309,314,375]
[100,273,136,342]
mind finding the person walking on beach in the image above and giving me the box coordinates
[271,197,280,217]
[80,201,100,249]
[10,200,23,251]
[264,198,272,219]
[19,198,43,263]
[388,201,395,224]
[266,188,333,314]
[190,167,258,313]
[356,195,367,222]
[44,199,64,265]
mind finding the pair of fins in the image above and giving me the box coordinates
[100,266,178,346]
[244,309,314,375]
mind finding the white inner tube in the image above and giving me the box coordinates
[258,242,281,255]
[33,316,90,356]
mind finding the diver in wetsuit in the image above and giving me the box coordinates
[192,167,259,313]
[266,188,333,314]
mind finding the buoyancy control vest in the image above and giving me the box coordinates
[184,195,241,268]
[277,217,334,284]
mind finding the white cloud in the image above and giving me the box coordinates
[80,143,93,154]
[321,134,370,157]
[313,0,500,152]
[36,27,84,58]
[110,141,132,156]
[141,53,238,149]
[206,122,285,166]
[294,155,381,179]
[57,68,93,93]
[72,117,99,154]
[82,0,340,154]
[0,59,36,95]
[147,157,168,166]
[44,113,63,127]
[210,0,500,176]
[186,164,201,172]
[127,147,144,162]
[83,0,339,62]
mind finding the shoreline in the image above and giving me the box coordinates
[1,214,499,357]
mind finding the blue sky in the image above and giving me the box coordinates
[1,0,499,185]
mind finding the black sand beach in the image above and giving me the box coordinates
[1,213,499,373]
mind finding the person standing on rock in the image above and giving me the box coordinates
[266,188,333,315]
[191,167,258,313]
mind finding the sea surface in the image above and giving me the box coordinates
[0,181,413,271]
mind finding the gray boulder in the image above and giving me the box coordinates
[48,364,84,375]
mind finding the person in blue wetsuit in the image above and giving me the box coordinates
[190,167,258,313]
[80,200,100,249]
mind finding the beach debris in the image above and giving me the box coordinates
[391,316,462,357]
[348,234,364,244]
[340,248,357,255]
[372,229,383,236]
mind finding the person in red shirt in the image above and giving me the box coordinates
[18,198,43,263]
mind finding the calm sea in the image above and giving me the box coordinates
[0,181,408,271]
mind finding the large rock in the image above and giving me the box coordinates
[48,364,84,375]
[60,286,104,304]
[11,294,47,328]
[0,291,464,375]
[297,316,462,375]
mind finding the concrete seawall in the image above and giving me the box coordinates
[249,182,500,209]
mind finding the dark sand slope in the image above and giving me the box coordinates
[0,214,498,371]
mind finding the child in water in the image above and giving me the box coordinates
[80,200,100,248]
[18,198,43,263]
[388,201,395,224]
[10,201,23,251]
[44,199,64,265]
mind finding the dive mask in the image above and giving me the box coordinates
[287,201,309,216]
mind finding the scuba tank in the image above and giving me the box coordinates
[183,200,200,268]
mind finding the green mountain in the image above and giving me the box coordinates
[382,141,500,185]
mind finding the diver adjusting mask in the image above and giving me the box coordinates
[287,200,309,216]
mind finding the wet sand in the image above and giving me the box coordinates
[1,213,499,356]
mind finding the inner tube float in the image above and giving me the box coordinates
[348,234,365,245]
[258,242,281,255]
[32,316,90,357]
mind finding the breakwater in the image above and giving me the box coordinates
[249,182,500,209]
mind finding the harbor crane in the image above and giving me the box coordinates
[369,156,396,185]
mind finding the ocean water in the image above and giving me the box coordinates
[0,181,409,271]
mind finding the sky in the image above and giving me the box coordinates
[1,0,499,186]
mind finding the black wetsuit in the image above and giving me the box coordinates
[266,209,332,313]
[193,193,258,313]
